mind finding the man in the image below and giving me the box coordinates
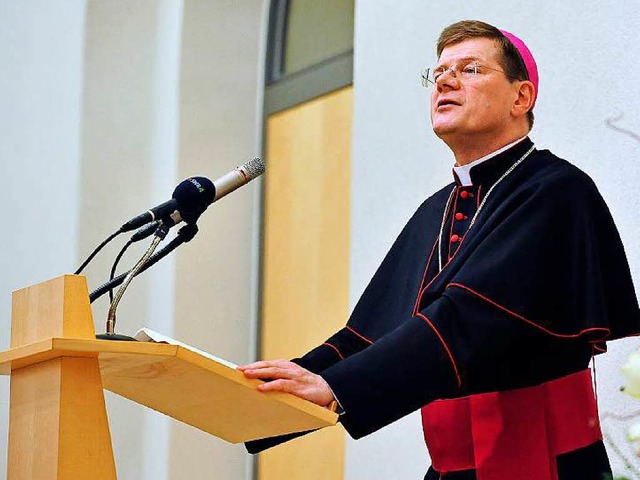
[239,20,640,479]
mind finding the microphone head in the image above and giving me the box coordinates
[241,157,265,180]
[172,176,215,224]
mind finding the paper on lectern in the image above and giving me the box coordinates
[134,327,237,369]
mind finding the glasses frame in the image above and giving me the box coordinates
[420,62,518,88]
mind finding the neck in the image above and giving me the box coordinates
[446,129,529,166]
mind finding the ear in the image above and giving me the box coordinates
[511,81,535,118]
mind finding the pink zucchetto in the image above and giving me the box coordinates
[499,29,539,109]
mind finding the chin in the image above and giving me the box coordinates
[432,123,457,138]
[431,113,459,133]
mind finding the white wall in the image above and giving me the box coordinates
[0,1,266,479]
[350,1,640,479]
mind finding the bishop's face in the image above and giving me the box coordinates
[430,38,521,146]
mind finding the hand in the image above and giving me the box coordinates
[238,359,335,407]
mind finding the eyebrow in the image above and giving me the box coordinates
[435,55,483,68]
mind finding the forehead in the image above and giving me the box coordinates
[437,37,501,65]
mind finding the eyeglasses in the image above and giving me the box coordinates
[420,61,515,88]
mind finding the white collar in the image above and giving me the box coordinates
[453,136,528,186]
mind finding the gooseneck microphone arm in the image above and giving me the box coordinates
[105,224,172,335]
[90,223,199,304]
[108,221,160,304]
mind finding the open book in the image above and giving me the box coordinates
[134,327,237,369]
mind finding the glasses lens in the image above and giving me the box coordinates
[423,62,482,87]
[461,62,478,77]
[421,69,431,87]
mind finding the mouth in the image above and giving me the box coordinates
[436,99,460,109]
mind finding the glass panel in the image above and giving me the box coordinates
[284,0,355,75]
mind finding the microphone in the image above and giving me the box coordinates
[170,176,216,225]
[119,177,213,232]
[210,157,265,202]
[119,157,264,232]
[173,157,265,224]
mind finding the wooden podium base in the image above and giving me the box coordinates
[8,357,116,479]
[6,276,116,480]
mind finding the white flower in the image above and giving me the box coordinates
[621,352,640,398]
[628,421,640,441]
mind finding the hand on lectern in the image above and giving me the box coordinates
[238,360,335,407]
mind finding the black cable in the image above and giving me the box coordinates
[74,229,122,275]
[89,223,199,303]
[91,239,180,303]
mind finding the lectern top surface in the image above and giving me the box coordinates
[0,337,338,443]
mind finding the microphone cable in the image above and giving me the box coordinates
[74,229,123,275]
[90,223,199,304]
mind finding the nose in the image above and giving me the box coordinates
[435,68,460,91]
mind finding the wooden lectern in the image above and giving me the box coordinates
[0,275,337,479]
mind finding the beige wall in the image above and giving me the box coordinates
[80,2,182,478]
[170,1,266,479]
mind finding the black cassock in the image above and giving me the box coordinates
[248,138,640,480]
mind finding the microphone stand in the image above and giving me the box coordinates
[98,224,169,341]
[94,223,199,340]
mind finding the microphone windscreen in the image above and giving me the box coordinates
[172,176,215,224]
[242,157,265,179]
